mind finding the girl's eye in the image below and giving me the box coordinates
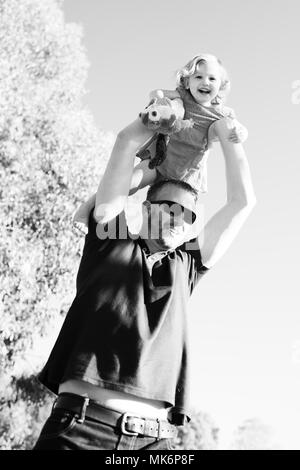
[210,77,216,81]
[196,75,202,79]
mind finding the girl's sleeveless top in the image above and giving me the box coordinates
[157,87,232,192]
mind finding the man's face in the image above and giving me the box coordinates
[188,61,222,106]
[143,185,196,250]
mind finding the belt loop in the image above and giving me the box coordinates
[156,418,161,441]
[77,396,90,424]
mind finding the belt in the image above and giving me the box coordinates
[53,393,178,439]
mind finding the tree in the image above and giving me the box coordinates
[174,410,219,450]
[0,0,114,449]
[230,418,281,450]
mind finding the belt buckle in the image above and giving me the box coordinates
[120,413,139,436]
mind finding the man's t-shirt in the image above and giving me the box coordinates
[38,209,209,423]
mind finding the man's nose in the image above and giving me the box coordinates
[173,213,185,227]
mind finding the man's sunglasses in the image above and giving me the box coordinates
[147,200,196,224]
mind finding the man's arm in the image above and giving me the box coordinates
[199,118,256,268]
[94,118,155,224]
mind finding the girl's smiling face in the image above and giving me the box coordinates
[187,60,222,106]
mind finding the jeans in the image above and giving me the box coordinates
[33,405,176,450]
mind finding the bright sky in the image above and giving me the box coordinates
[64,0,300,449]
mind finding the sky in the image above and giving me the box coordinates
[64,0,300,449]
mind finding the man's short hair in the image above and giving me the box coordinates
[146,179,198,202]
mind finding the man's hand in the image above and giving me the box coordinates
[228,124,249,144]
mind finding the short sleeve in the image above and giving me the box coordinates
[75,208,129,293]
[85,207,128,245]
[180,237,209,293]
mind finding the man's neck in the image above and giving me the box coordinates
[143,238,168,255]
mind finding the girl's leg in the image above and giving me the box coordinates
[129,159,157,195]
[73,160,157,228]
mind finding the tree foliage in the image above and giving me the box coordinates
[0,0,114,449]
[230,418,280,450]
[0,0,275,452]
[174,410,219,450]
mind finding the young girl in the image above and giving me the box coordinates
[73,53,247,227]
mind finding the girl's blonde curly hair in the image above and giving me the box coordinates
[176,53,230,105]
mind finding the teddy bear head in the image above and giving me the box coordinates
[139,97,178,133]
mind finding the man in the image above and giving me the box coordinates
[33,118,256,450]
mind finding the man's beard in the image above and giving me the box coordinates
[157,228,183,249]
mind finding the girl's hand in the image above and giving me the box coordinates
[149,89,164,100]
[228,124,248,143]
[149,89,181,100]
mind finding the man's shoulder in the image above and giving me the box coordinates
[80,209,136,258]
[87,209,129,241]
[177,237,209,276]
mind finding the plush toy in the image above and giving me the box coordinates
[138,91,194,168]
[139,90,193,135]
